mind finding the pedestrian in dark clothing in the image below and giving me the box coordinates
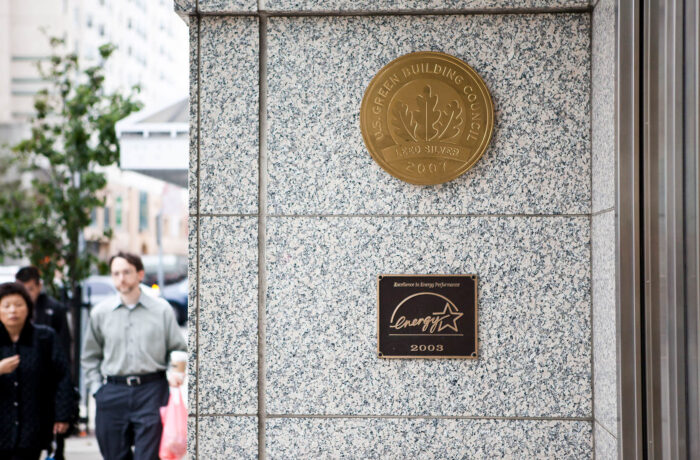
[15,266,72,363]
[16,266,73,460]
[0,282,73,460]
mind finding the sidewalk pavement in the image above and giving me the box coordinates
[63,434,102,460]
[58,433,191,460]
[38,434,101,460]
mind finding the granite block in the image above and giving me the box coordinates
[189,16,199,215]
[188,217,198,414]
[198,416,257,459]
[175,0,195,14]
[266,216,591,417]
[199,17,258,214]
[187,416,197,460]
[198,0,256,13]
[261,0,588,12]
[187,298,198,415]
[595,422,618,460]
[267,418,592,459]
[188,216,198,316]
[198,217,258,414]
[267,15,591,215]
[592,0,616,213]
[592,210,617,434]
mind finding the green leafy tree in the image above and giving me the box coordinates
[0,150,40,263]
[4,38,141,298]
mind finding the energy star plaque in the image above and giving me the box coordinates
[360,51,494,185]
[377,275,478,359]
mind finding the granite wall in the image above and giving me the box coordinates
[179,1,619,458]
[591,0,619,458]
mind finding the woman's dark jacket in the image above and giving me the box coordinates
[0,322,73,450]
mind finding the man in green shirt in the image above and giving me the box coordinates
[82,252,186,460]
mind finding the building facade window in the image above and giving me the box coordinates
[103,206,111,230]
[138,191,148,231]
[90,208,98,227]
[115,196,122,228]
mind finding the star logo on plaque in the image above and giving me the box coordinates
[432,302,464,333]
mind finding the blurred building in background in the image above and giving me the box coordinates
[0,0,188,126]
[116,97,189,188]
[0,0,189,278]
[83,168,188,269]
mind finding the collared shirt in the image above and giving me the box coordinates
[81,288,186,393]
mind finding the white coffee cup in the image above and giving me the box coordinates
[171,351,187,373]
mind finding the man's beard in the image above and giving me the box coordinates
[118,284,138,295]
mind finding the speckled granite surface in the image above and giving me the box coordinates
[198,416,258,459]
[188,218,198,414]
[187,416,197,459]
[592,0,616,213]
[188,6,599,455]
[188,16,198,215]
[267,14,590,215]
[178,0,591,12]
[266,216,591,417]
[267,418,592,458]
[174,0,195,14]
[198,217,258,414]
[188,217,198,318]
[199,17,258,214]
[198,0,257,12]
[595,422,618,460]
[592,211,617,435]
[187,297,197,415]
[592,0,618,449]
[262,0,588,11]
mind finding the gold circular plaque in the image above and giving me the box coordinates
[360,51,494,185]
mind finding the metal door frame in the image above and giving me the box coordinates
[617,0,700,458]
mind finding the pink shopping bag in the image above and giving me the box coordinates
[159,387,187,460]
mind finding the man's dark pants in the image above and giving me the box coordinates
[95,378,169,460]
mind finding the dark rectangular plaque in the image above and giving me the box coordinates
[377,274,478,359]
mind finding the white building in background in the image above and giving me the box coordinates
[0,0,188,134]
[0,0,190,265]
[73,0,188,109]
[0,0,73,142]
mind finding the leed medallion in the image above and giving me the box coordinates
[360,51,494,185]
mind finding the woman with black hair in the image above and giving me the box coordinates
[0,282,73,460]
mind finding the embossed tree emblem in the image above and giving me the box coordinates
[392,85,464,143]
[360,51,494,185]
